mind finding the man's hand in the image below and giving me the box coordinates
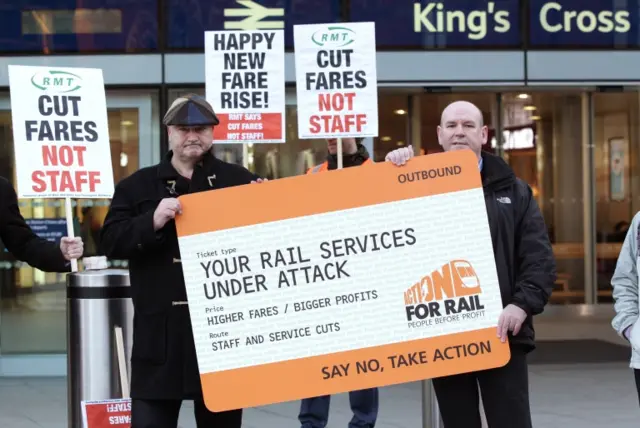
[60,237,83,261]
[385,146,414,165]
[153,198,181,231]
[497,304,527,342]
[251,178,268,184]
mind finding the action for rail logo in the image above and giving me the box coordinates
[404,260,486,329]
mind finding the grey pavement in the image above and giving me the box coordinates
[0,292,638,427]
[0,361,637,428]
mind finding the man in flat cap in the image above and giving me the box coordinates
[100,94,264,428]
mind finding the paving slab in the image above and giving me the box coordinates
[0,362,637,428]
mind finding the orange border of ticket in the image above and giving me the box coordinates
[178,150,482,235]
[175,150,511,412]
[203,329,509,412]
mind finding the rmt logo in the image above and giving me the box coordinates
[30,70,82,93]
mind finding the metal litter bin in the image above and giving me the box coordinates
[66,263,133,428]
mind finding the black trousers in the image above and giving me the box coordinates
[131,398,242,428]
[432,346,531,428]
[634,369,640,406]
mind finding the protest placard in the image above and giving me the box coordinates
[293,22,378,139]
[81,399,131,428]
[7,65,114,199]
[205,30,286,143]
[175,149,510,412]
[80,326,131,428]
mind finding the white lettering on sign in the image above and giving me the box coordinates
[108,415,131,424]
[539,2,630,33]
[413,1,510,40]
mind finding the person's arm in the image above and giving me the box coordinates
[0,178,69,272]
[611,213,640,340]
[99,180,166,260]
[232,163,262,183]
[510,179,556,316]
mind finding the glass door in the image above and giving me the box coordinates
[0,90,158,375]
[77,92,158,260]
[500,90,589,305]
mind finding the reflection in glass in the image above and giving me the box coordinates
[21,9,123,35]
[374,92,409,161]
[77,109,140,256]
[594,92,640,303]
[0,0,158,53]
[252,106,326,177]
[0,104,141,354]
[502,91,586,304]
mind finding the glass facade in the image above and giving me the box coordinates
[502,91,589,304]
[0,85,638,358]
[0,89,159,356]
[593,92,640,302]
[0,0,637,374]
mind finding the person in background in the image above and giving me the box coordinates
[0,176,83,271]
[100,94,264,428]
[80,206,102,256]
[385,100,556,428]
[307,137,372,174]
[611,211,640,405]
[300,136,377,428]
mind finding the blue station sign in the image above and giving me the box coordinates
[3,0,640,53]
[349,0,522,48]
[349,0,640,49]
[528,0,640,47]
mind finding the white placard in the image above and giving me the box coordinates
[205,30,286,143]
[293,22,379,139]
[8,65,114,199]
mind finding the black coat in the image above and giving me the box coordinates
[0,177,68,272]
[99,151,260,400]
[480,151,556,352]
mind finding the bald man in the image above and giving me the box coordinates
[385,101,555,428]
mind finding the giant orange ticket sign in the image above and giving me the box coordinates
[175,149,510,412]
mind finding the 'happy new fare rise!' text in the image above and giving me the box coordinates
[199,227,416,300]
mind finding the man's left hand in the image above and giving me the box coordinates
[497,304,527,342]
[60,237,84,261]
[251,178,268,184]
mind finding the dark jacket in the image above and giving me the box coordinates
[0,177,68,272]
[99,151,260,400]
[326,143,370,170]
[481,151,556,352]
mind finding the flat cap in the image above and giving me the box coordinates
[163,93,220,126]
